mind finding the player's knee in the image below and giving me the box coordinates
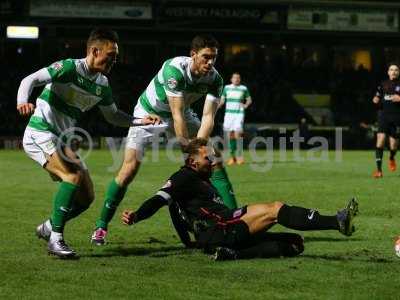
[270,201,284,215]
[63,169,83,185]
[118,161,140,186]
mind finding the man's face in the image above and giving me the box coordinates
[92,41,118,74]
[191,146,215,179]
[191,47,218,76]
[388,65,399,80]
[231,74,241,85]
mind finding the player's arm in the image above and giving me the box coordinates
[168,96,189,146]
[243,96,252,109]
[16,68,52,116]
[242,87,252,109]
[168,202,196,248]
[99,104,160,127]
[197,97,219,139]
[122,193,168,225]
[217,96,225,110]
[373,85,382,104]
[198,74,223,138]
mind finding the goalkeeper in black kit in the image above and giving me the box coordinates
[122,138,359,260]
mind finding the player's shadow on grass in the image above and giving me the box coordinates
[304,237,363,243]
[84,245,194,258]
[301,254,394,264]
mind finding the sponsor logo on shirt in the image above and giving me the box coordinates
[167,78,178,90]
[51,62,63,70]
[96,86,102,96]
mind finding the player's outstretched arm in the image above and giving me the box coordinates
[99,104,161,127]
[122,194,168,225]
[197,98,218,139]
[16,68,52,116]
[168,96,189,147]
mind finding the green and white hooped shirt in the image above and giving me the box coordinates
[138,56,223,119]
[27,58,114,136]
[222,84,250,115]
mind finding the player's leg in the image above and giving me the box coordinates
[233,114,245,164]
[43,150,84,257]
[227,131,237,165]
[92,120,161,244]
[23,128,80,257]
[223,114,236,165]
[374,133,385,177]
[92,148,140,244]
[374,113,386,177]
[234,130,244,164]
[210,147,238,209]
[186,111,238,209]
[388,124,398,172]
[37,148,95,241]
[241,198,358,236]
[214,232,304,261]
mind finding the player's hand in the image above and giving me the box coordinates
[392,95,400,102]
[142,114,161,125]
[122,210,135,225]
[17,103,35,116]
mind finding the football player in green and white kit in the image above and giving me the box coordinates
[17,28,159,258]
[219,72,252,166]
[92,35,238,244]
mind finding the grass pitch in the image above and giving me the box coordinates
[1,149,400,299]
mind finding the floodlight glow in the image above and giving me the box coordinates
[7,26,39,39]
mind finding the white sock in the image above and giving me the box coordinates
[50,231,63,243]
[45,219,52,231]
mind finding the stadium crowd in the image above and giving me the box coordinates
[0,42,382,137]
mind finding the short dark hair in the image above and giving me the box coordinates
[387,62,399,70]
[191,35,219,51]
[87,28,119,48]
[184,138,209,164]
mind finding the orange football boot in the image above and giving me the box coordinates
[389,159,397,172]
[373,170,383,178]
[226,157,236,166]
[236,157,245,165]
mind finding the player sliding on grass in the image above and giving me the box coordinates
[92,35,238,245]
[122,138,359,260]
[17,28,159,258]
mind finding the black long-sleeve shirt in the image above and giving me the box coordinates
[376,79,400,114]
[133,166,233,247]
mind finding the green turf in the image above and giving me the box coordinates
[1,149,400,299]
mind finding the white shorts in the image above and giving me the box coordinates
[22,127,88,171]
[223,113,244,132]
[125,103,201,155]
[23,127,58,167]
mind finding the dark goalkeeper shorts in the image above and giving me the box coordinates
[378,112,400,137]
[195,206,253,252]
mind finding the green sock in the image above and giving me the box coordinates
[236,137,243,158]
[51,182,79,233]
[65,201,90,222]
[96,179,127,230]
[211,167,238,209]
[229,139,237,157]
